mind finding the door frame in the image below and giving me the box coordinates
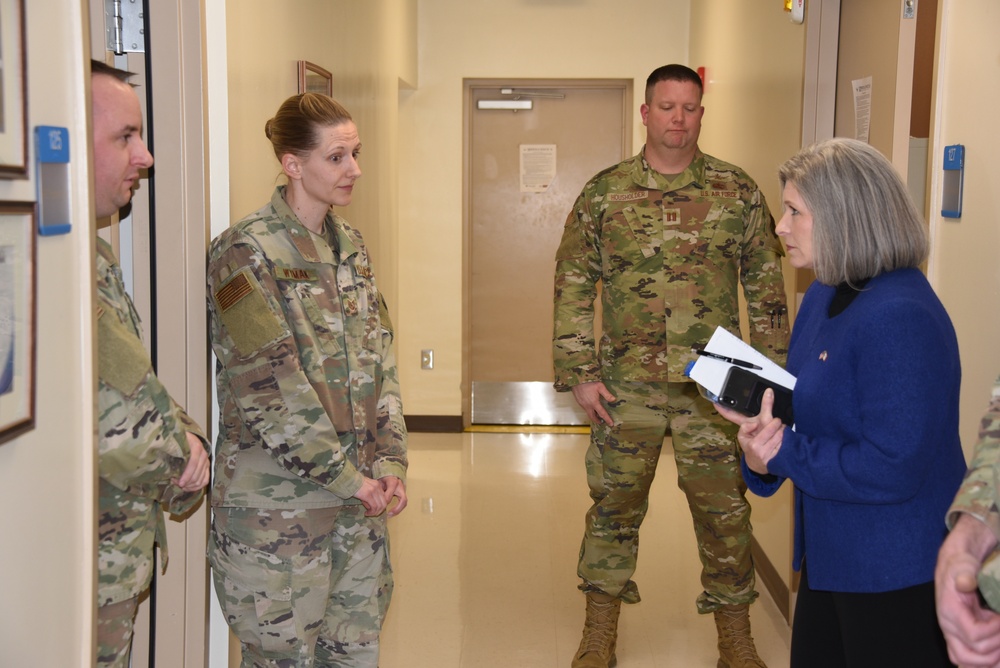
[461,78,632,428]
[88,0,211,665]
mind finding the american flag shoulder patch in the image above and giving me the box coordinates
[215,270,254,312]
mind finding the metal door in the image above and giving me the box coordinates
[465,79,631,425]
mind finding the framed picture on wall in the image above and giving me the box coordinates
[297,61,333,96]
[0,202,35,444]
[0,0,27,178]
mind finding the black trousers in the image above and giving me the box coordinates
[790,563,954,668]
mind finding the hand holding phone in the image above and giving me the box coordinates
[718,367,794,425]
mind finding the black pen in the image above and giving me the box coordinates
[694,349,762,370]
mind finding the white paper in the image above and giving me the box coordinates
[519,144,556,193]
[686,327,796,397]
[852,76,872,143]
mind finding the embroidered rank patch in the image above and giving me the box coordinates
[215,271,254,312]
[274,266,317,282]
[343,296,359,317]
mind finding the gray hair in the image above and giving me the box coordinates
[778,138,927,286]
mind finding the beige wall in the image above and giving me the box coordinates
[928,0,1000,456]
[0,1,95,665]
[689,2,806,600]
[225,0,416,319]
[398,0,691,415]
[690,4,806,221]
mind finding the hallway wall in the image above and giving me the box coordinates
[928,0,1000,454]
[225,0,416,323]
[0,1,96,666]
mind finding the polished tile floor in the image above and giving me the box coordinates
[380,431,791,667]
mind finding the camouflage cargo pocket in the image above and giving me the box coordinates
[293,282,345,360]
[618,205,661,260]
[704,201,744,256]
[209,528,295,655]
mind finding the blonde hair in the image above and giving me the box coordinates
[264,93,353,160]
[778,138,927,286]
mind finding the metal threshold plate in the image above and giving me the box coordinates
[471,381,589,426]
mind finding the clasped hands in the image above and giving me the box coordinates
[355,475,408,518]
[714,387,784,475]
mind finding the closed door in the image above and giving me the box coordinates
[465,79,631,425]
[834,0,918,175]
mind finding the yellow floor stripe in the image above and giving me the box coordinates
[464,424,590,434]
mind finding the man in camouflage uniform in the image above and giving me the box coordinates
[207,181,407,667]
[937,374,1000,666]
[92,60,211,668]
[553,64,788,668]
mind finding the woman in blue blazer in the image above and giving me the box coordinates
[716,138,966,667]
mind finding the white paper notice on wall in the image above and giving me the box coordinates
[852,76,872,143]
[790,0,804,24]
[520,144,556,193]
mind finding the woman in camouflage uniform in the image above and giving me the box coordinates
[207,94,408,668]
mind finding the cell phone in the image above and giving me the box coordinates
[719,367,794,425]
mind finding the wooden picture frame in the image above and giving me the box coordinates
[0,0,27,178]
[297,60,333,96]
[0,202,35,444]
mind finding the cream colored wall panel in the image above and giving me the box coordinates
[225,0,409,348]
[928,0,1000,457]
[0,1,94,666]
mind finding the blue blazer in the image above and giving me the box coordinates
[744,268,966,592]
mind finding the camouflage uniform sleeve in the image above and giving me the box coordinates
[553,188,603,390]
[371,294,407,482]
[208,238,365,499]
[96,303,204,513]
[947,375,1000,537]
[738,185,790,366]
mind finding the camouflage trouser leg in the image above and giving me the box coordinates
[668,381,757,613]
[210,505,393,668]
[96,596,139,668]
[577,380,757,611]
[578,380,670,604]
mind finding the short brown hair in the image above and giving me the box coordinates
[91,59,134,84]
[645,64,703,105]
[778,138,927,286]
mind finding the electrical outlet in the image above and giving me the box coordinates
[421,349,434,370]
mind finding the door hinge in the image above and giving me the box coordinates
[105,0,146,54]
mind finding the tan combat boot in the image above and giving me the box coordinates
[571,591,621,668]
[714,604,768,668]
